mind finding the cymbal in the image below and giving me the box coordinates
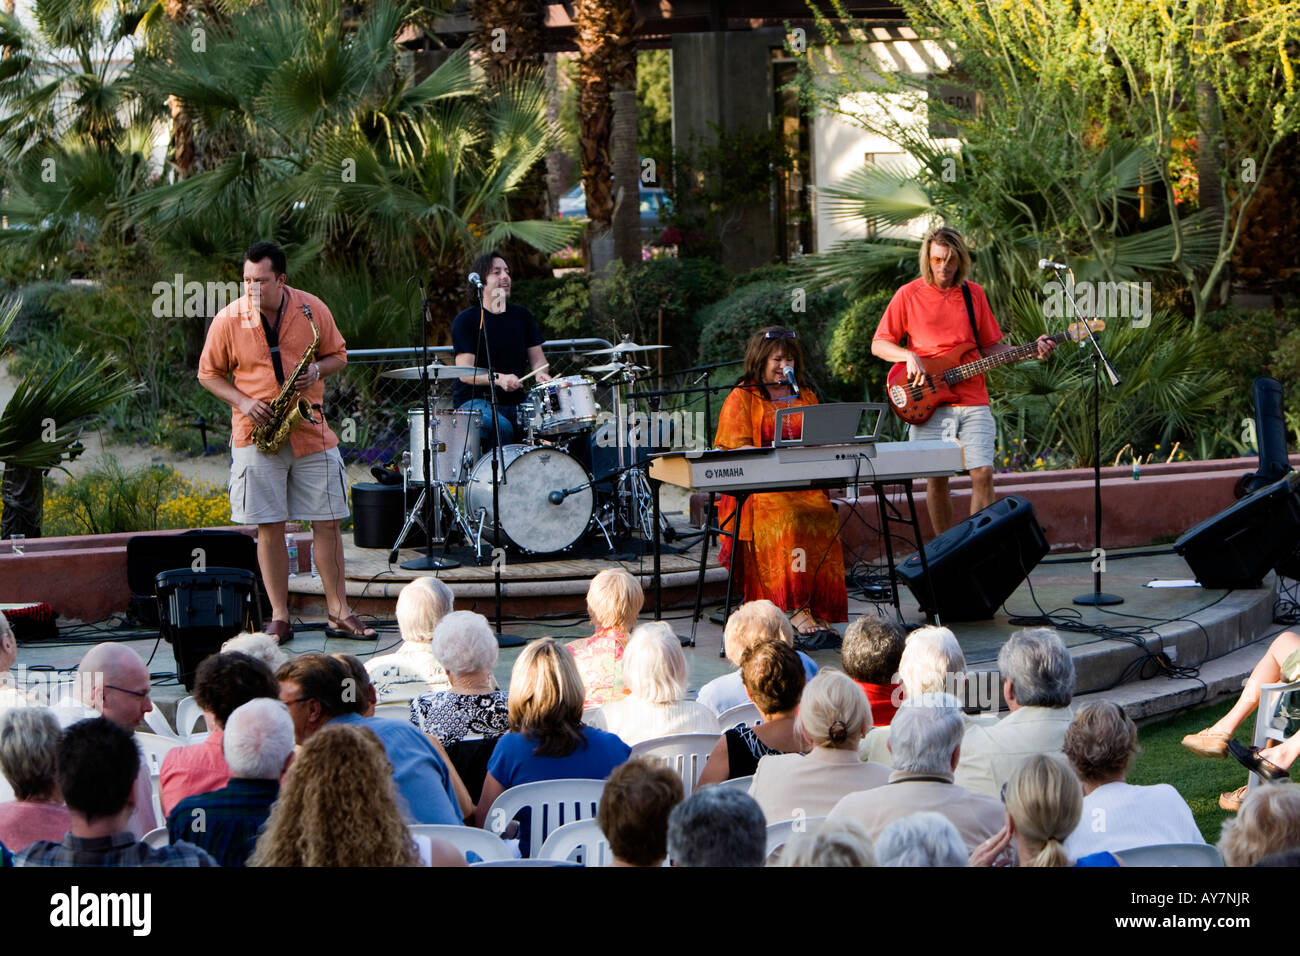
[582,341,670,356]
[382,364,489,381]
[586,362,648,374]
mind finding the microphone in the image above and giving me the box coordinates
[1038,259,1069,271]
[548,484,587,505]
[782,364,800,396]
[467,272,484,289]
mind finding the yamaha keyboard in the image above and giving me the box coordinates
[649,439,964,493]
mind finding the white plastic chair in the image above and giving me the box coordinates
[408,823,512,863]
[135,733,182,776]
[1114,843,1224,867]
[471,858,581,867]
[143,708,179,740]
[175,696,206,740]
[718,702,761,729]
[142,827,170,848]
[765,815,826,859]
[1250,678,1300,789]
[629,733,720,798]
[484,778,607,859]
[374,703,415,723]
[537,818,613,867]
[716,774,754,792]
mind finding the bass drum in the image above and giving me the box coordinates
[464,445,593,553]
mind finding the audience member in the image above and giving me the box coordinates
[697,641,806,786]
[776,819,877,867]
[65,643,157,838]
[875,812,968,867]
[276,653,461,825]
[597,758,684,867]
[473,639,630,851]
[587,622,720,746]
[167,697,295,867]
[0,708,71,851]
[971,753,1117,868]
[828,693,1003,852]
[566,569,644,707]
[17,718,215,866]
[249,723,423,867]
[1218,782,1300,867]
[860,625,968,766]
[748,669,888,822]
[220,632,288,674]
[411,611,508,744]
[1182,630,1300,810]
[367,577,454,702]
[667,787,766,867]
[1062,701,1203,857]
[159,651,278,817]
[956,627,1076,797]
[410,611,508,804]
[0,612,34,711]
[842,616,905,726]
[697,600,818,716]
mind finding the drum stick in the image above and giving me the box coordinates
[519,363,549,384]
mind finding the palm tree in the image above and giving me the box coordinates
[0,297,138,538]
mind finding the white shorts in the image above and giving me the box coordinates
[909,405,996,471]
[229,444,351,525]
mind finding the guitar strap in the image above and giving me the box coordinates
[961,280,980,352]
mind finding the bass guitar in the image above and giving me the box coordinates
[886,319,1105,425]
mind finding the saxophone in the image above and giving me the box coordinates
[252,304,320,454]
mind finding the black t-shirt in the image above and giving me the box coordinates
[450,303,544,408]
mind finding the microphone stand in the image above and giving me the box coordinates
[402,280,459,571]
[1049,264,1124,607]
[473,279,518,645]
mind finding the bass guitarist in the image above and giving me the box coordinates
[871,226,1055,535]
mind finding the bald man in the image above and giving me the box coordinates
[56,643,159,838]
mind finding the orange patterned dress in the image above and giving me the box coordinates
[713,385,848,623]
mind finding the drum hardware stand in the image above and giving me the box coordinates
[399,282,460,571]
[389,451,476,564]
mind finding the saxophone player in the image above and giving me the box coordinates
[198,240,376,643]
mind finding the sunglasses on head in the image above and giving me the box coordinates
[764,329,796,340]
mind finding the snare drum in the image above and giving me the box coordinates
[464,445,592,553]
[408,408,481,485]
[527,375,599,436]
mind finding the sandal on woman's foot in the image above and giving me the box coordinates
[325,614,378,641]
[265,620,293,645]
[789,611,819,636]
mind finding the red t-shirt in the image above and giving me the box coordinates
[873,277,1003,406]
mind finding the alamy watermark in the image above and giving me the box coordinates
[1043,275,1151,328]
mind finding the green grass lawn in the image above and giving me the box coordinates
[1129,700,1260,844]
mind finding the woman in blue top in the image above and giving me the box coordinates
[472,638,630,847]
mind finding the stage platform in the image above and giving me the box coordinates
[10,532,1293,732]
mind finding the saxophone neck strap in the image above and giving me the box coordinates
[260,294,289,386]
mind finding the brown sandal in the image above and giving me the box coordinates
[325,614,377,641]
[265,619,294,645]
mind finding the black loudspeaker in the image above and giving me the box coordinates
[156,568,264,690]
[351,482,428,550]
[127,530,268,627]
[897,495,1049,621]
[1175,473,1300,589]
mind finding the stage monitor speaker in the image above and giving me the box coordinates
[1175,472,1300,589]
[128,530,268,627]
[156,567,263,690]
[897,495,1049,622]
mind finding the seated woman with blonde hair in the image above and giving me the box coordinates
[696,600,819,717]
[748,670,889,822]
[567,569,644,708]
[697,641,806,787]
[1218,782,1300,866]
[367,577,455,703]
[970,753,1119,868]
[586,622,720,746]
[473,639,631,852]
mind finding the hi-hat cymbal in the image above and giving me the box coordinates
[382,364,489,380]
[586,362,648,374]
[582,341,670,356]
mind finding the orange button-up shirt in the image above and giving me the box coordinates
[198,285,347,457]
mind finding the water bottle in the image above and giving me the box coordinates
[285,534,298,576]
[310,540,319,578]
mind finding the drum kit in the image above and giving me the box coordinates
[381,337,674,560]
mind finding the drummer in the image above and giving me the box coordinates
[452,251,551,451]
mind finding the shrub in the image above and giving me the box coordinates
[826,288,897,401]
[42,458,232,536]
